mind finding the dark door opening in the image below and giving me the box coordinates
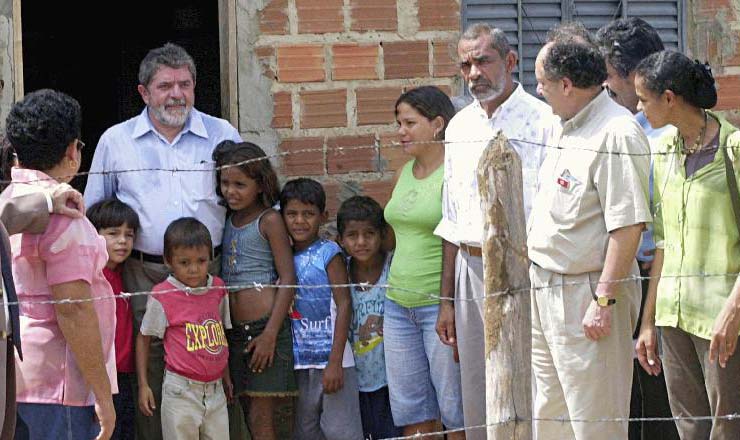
[21,0,222,191]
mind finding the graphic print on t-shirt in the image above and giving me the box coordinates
[185,318,227,355]
[291,239,341,369]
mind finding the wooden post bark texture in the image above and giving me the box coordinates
[477,132,532,439]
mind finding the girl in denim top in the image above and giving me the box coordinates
[213,141,297,439]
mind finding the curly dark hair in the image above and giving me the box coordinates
[337,195,386,237]
[5,89,81,171]
[395,86,456,140]
[596,18,664,78]
[213,140,280,209]
[543,41,607,88]
[635,50,717,109]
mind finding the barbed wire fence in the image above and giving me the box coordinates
[4,134,740,439]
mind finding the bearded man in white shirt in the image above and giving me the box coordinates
[433,23,555,439]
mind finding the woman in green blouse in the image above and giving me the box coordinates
[635,50,740,439]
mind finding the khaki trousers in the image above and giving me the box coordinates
[161,371,228,440]
[661,326,740,439]
[454,250,487,440]
[530,264,640,440]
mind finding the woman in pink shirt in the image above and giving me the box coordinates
[3,89,117,440]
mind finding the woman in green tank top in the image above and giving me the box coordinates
[383,86,465,437]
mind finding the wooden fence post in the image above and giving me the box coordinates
[477,132,532,439]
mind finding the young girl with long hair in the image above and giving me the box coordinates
[213,141,297,439]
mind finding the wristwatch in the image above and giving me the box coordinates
[592,291,616,307]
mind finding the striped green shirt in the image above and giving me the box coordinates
[654,112,740,339]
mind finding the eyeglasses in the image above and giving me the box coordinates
[76,140,85,151]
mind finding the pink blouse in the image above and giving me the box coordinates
[5,168,117,406]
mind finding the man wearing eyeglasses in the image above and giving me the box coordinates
[84,43,241,440]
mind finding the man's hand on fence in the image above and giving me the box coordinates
[636,323,662,375]
[436,302,457,347]
[582,300,612,341]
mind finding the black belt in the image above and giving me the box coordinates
[132,245,222,264]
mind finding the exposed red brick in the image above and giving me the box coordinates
[259,0,289,35]
[433,40,459,78]
[696,0,732,12]
[350,0,398,31]
[255,46,275,58]
[378,133,412,172]
[332,44,379,80]
[383,41,429,79]
[277,45,325,83]
[255,46,277,80]
[418,0,460,31]
[327,135,377,174]
[361,179,395,207]
[437,84,452,96]
[322,181,342,219]
[716,75,740,111]
[278,137,325,176]
[296,0,344,33]
[272,92,292,129]
[300,89,348,128]
[356,86,403,126]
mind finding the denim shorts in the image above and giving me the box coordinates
[227,317,298,397]
[15,402,99,440]
[383,298,464,428]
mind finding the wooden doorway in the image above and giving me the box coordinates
[19,0,223,190]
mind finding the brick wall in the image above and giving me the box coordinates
[689,0,740,125]
[240,0,461,222]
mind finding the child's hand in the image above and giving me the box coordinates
[223,377,235,403]
[138,385,156,417]
[246,331,277,372]
[322,361,344,394]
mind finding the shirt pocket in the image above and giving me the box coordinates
[187,161,218,201]
[550,182,583,228]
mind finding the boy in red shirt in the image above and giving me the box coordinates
[87,199,140,440]
[136,218,232,440]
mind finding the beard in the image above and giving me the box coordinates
[149,99,191,127]
[468,68,508,102]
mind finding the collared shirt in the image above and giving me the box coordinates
[5,168,117,406]
[84,108,242,255]
[527,90,651,274]
[635,112,672,262]
[434,84,557,247]
[653,113,740,340]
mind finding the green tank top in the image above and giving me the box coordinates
[384,160,444,308]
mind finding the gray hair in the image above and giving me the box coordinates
[138,43,197,87]
[460,23,512,57]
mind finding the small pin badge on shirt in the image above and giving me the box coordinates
[557,169,577,190]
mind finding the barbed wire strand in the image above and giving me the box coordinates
[6,271,739,307]
[382,413,740,439]
[2,135,735,185]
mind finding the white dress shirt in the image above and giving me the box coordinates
[84,108,242,255]
[434,84,557,247]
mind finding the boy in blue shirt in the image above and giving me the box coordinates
[338,196,401,439]
[280,178,363,440]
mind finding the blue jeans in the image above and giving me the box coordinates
[383,299,464,428]
[15,402,99,440]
